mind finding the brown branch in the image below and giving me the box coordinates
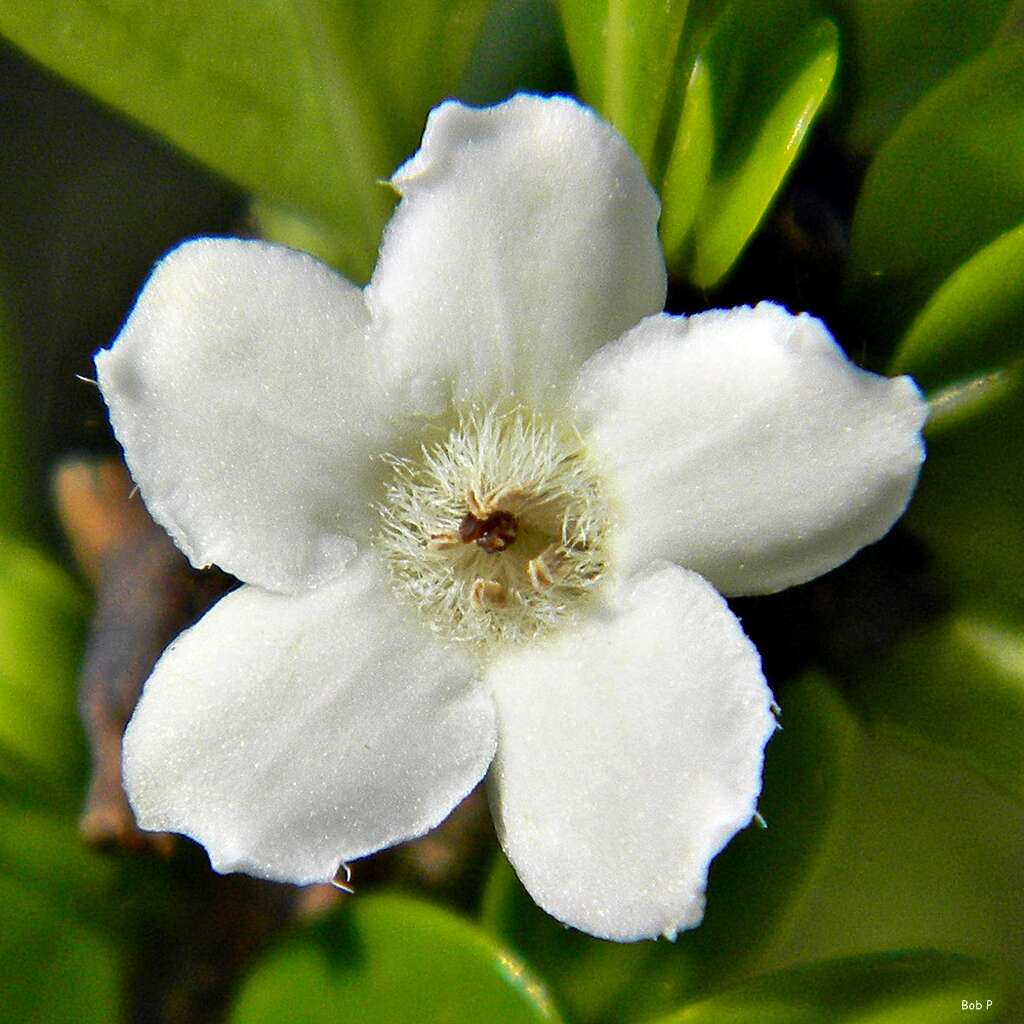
[53,456,234,853]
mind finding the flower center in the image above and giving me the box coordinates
[375,407,610,647]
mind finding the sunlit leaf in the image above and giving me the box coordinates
[688,16,837,287]
[660,56,714,267]
[0,0,487,282]
[848,608,1024,805]
[231,893,562,1024]
[558,0,608,108]
[559,0,693,167]
[846,40,1024,342]
[646,951,1003,1024]
[482,675,858,1022]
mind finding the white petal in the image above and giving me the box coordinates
[366,94,666,415]
[487,562,775,941]
[96,238,403,594]
[573,303,927,595]
[123,554,496,884]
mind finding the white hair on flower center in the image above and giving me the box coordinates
[375,407,610,646]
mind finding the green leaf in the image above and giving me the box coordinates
[646,951,1003,1024]
[848,608,1024,804]
[558,0,608,109]
[846,41,1024,343]
[891,219,1024,393]
[836,0,1011,154]
[337,1,488,153]
[0,874,120,1024]
[660,56,715,267]
[0,1,487,282]
[0,538,88,806]
[231,893,562,1024]
[688,16,837,287]
[481,675,858,1022]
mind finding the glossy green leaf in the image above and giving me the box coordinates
[847,41,1024,341]
[558,0,607,108]
[0,539,88,806]
[559,0,691,170]
[482,675,858,1022]
[836,0,1011,153]
[689,17,837,287]
[891,219,1024,393]
[0,874,120,1024]
[647,951,1003,1024]
[660,56,714,266]
[0,0,487,282]
[231,893,561,1024]
[848,608,1024,804]
[903,364,1024,610]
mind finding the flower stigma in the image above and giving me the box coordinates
[375,407,610,647]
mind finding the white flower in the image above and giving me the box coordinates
[95,95,926,942]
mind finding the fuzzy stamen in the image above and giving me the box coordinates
[375,407,610,647]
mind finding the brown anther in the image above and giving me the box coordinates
[471,578,509,609]
[527,545,567,591]
[458,510,518,554]
[466,484,529,518]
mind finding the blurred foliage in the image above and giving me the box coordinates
[0,540,88,808]
[0,539,122,1023]
[0,0,1021,1021]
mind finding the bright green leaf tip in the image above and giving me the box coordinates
[687,18,838,289]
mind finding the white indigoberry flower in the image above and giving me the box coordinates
[95,95,926,941]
